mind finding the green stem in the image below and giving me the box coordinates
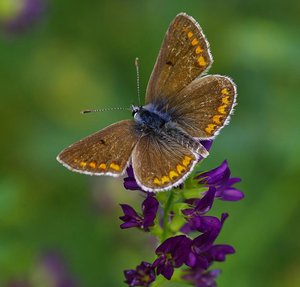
[162,189,174,241]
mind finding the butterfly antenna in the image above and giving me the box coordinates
[81,107,131,114]
[135,57,141,106]
[82,58,141,115]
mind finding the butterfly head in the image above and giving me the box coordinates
[131,105,148,125]
[131,105,142,117]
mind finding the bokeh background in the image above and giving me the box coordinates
[0,0,299,286]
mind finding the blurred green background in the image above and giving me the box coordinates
[0,0,299,286]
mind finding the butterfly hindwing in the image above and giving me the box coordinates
[132,134,198,192]
[168,75,237,139]
[146,13,212,104]
[57,120,140,176]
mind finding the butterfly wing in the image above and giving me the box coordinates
[57,120,140,176]
[169,75,237,139]
[132,134,199,192]
[146,13,212,104]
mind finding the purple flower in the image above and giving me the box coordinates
[203,244,235,263]
[3,0,46,35]
[124,166,142,191]
[152,235,192,280]
[186,214,234,269]
[183,187,216,217]
[187,232,214,269]
[181,187,218,233]
[182,268,221,287]
[124,261,156,287]
[195,160,244,201]
[120,195,159,231]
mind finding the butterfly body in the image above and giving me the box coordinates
[57,13,237,192]
[133,105,209,158]
[133,105,168,133]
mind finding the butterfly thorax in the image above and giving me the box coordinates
[132,105,209,158]
[133,105,168,132]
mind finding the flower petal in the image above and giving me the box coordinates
[197,216,222,233]
[142,196,159,229]
[228,177,241,186]
[196,160,230,186]
[194,187,216,214]
[119,204,143,229]
[207,244,235,262]
[120,204,140,218]
[161,263,174,280]
[124,261,156,286]
[123,166,142,191]
[217,188,244,201]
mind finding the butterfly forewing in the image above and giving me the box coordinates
[132,134,198,192]
[146,13,212,104]
[57,120,140,176]
[169,75,237,139]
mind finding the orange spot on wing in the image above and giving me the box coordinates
[187,31,193,38]
[191,38,199,46]
[80,161,87,167]
[177,164,186,174]
[222,96,230,105]
[198,56,206,67]
[153,178,161,185]
[205,124,217,135]
[182,156,192,167]
[195,46,203,54]
[221,88,230,96]
[110,163,120,171]
[161,176,170,184]
[217,105,227,115]
[213,115,223,125]
[99,163,106,170]
[169,170,179,180]
[89,162,96,168]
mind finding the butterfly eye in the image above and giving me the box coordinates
[131,105,140,117]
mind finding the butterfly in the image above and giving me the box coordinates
[57,13,237,192]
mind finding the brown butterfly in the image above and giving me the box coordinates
[57,13,237,192]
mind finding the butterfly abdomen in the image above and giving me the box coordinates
[162,124,209,158]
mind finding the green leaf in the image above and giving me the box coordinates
[182,187,208,200]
